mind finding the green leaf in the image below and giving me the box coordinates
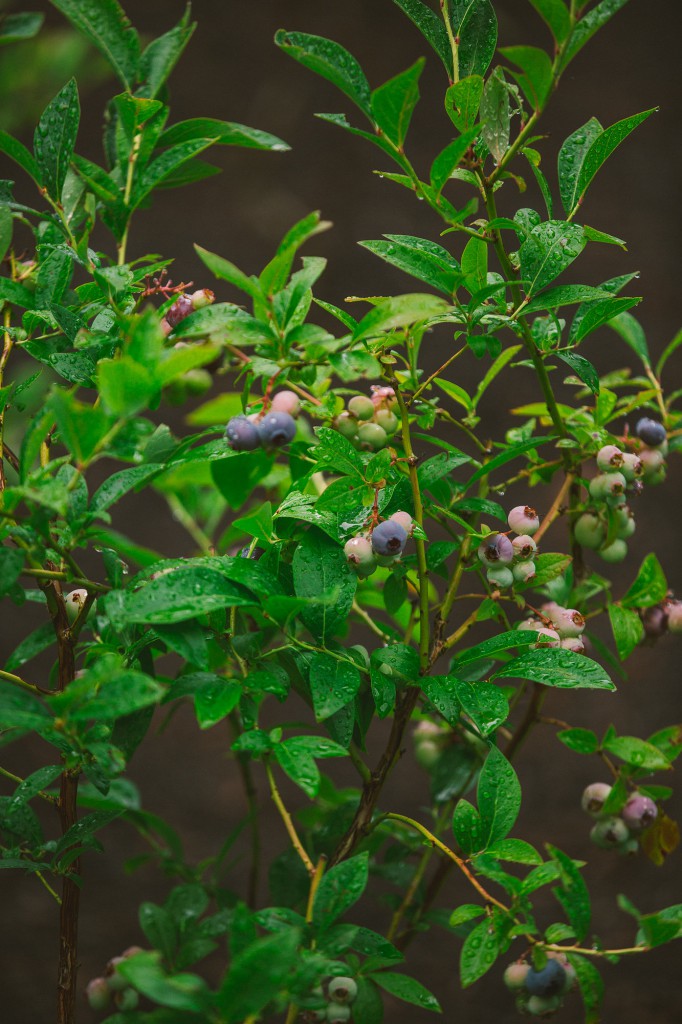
[547,844,590,941]
[448,0,498,78]
[459,916,503,987]
[494,648,615,690]
[480,67,509,163]
[566,953,604,1024]
[275,30,371,117]
[0,130,40,184]
[33,78,79,201]
[371,59,424,148]
[0,548,24,596]
[576,109,655,214]
[274,736,347,797]
[0,12,44,44]
[194,244,262,301]
[309,652,362,721]
[477,745,521,846]
[47,390,113,463]
[461,235,488,293]
[353,978,384,1024]
[524,284,614,314]
[607,310,650,367]
[90,463,165,513]
[430,125,481,195]
[103,567,253,626]
[313,853,369,931]
[132,139,218,209]
[97,355,157,416]
[465,436,551,489]
[556,351,600,394]
[352,293,450,341]
[292,528,356,642]
[50,0,140,90]
[527,0,571,43]
[558,117,603,215]
[573,295,641,343]
[137,10,194,99]
[519,221,585,295]
[500,45,553,109]
[622,553,667,609]
[560,0,631,71]
[603,734,671,772]
[452,630,536,667]
[434,377,473,412]
[452,798,485,855]
[360,235,461,296]
[608,603,644,660]
[159,117,289,152]
[0,680,52,731]
[557,728,599,754]
[314,426,365,481]
[391,0,451,76]
[449,904,485,926]
[445,76,484,131]
[486,838,542,864]
[452,679,508,736]
[217,928,301,1023]
[372,971,441,1012]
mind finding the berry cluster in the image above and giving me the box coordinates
[412,719,450,769]
[160,288,215,335]
[333,386,399,451]
[478,505,540,590]
[517,601,586,652]
[574,418,668,564]
[503,954,576,1018]
[581,783,658,854]
[225,391,301,451]
[303,977,358,1023]
[343,511,413,577]
[85,946,143,1012]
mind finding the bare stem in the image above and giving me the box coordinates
[265,761,315,876]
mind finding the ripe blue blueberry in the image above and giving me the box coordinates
[635,417,667,447]
[225,415,262,451]
[524,958,566,998]
[258,411,297,447]
[371,520,408,556]
[641,604,669,639]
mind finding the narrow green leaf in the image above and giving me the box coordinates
[159,117,289,151]
[500,45,553,109]
[448,0,498,78]
[0,12,44,44]
[33,78,79,201]
[556,351,600,394]
[547,844,591,941]
[461,235,488,293]
[445,75,484,131]
[527,0,571,42]
[430,125,481,195]
[194,244,262,301]
[566,954,604,1024]
[560,0,631,71]
[359,235,461,296]
[138,11,195,99]
[558,117,603,215]
[275,30,371,117]
[132,139,217,209]
[49,0,140,90]
[603,734,671,771]
[607,311,650,367]
[480,67,509,163]
[0,130,40,184]
[352,293,449,341]
[372,971,441,1012]
[452,798,485,855]
[391,0,451,75]
[557,728,599,754]
[371,59,424,148]
[524,284,614,313]
[575,109,656,213]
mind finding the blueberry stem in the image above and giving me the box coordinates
[265,760,315,876]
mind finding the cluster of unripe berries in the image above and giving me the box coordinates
[503,953,576,1018]
[343,512,413,577]
[581,783,658,855]
[574,418,668,564]
[517,601,586,652]
[85,946,144,1012]
[477,505,540,590]
[640,594,682,642]
[225,390,301,451]
[333,386,399,451]
[303,977,358,1023]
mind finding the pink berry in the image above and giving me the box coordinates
[507,505,540,535]
[622,794,658,831]
[596,444,624,471]
[560,637,585,654]
[551,607,585,638]
[512,534,537,560]
[190,288,214,309]
[270,390,301,417]
[389,510,413,534]
[478,533,514,565]
[86,978,110,1011]
[581,782,612,817]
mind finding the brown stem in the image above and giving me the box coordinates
[504,683,546,761]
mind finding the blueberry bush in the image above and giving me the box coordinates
[0,2,681,1022]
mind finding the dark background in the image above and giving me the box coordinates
[1,1,682,1021]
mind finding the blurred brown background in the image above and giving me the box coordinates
[1,1,682,1021]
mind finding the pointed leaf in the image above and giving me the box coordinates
[560,0,631,72]
[556,351,600,395]
[494,648,615,690]
[391,0,451,75]
[574,108,656,210]
[448,0,498,78]
[371,59,424,148]
[500,45,553,109]
[477,745,521,846]
[359,235,461,296]
[480,67,509,163]
[34,78,80,201]
[622,553,667,609]
[372,972,441,1012]
[159,117,289,151]
[520,221,585,294]
[430,125,481,195]
[445,75,484,131]
[558,117,603,215]
[527,0,571,43]
[275,30,371,117]
[309,652,361,721]
[49,0,139,90]
[313,853,369,931]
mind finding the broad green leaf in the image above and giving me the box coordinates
[0,130,40,184]
[353,978,384,1024]
[621,553,667,609]
[274,736,347,798]
[500,45,553,109]
[313,426,365,481]
[574,109,655,213]
[557,728,599,754]
[391,0,451,76]
[560,0,631,72]
[309,652,362,720]
[459,916,503,987]
[104,567,253,626]
[217,928,301,1022]
[480,67,509,163]
[371,59,424,147]
[452,679,508,736]
[547,844,591,941]
[352,293,449,341]
[159,117,289,152]
[359,235,461,296]
[275,30,371,117]
[448,0,498,78]
[33,78,79,201]
[486,838,542,864]
[50,0,140,90]
[0,548,24,596]
[132,139,217,209]
[445,75,484,131]
[556,351,600,395]
[430,125,481,195]
[603,734,671,772]
[47,390,113,463]
[477,745,520,846]
[194,244,262,301]
[313,853,369,931]
[566,954,604,1024]
[461,235,488,293]
[372,971,441,1012]
[520,221,585,294]
[0,12,44,44]
[608,603,644,660]
[119,952,209,1012]
[292,528,357,642]
[558,117,603,215]
[494,648,615,690]
[527,0,571,42]
[98,355,158,416]
[524,285,614,315]
[452,798,484,855]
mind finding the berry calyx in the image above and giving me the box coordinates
[596,444,624,471]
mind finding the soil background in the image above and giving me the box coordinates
[1,1,682,1022]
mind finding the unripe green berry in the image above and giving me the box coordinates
[620,452,643,481]
[328,977,358,1004]
[65,588,88,624]
[326,1004,351,1023]
[598,538,628,563]
[640,447,664,478]
[114,988,139,1010]
[487,566,514,589]
[86,978,110,1011]
[590,816,630,848]
[348,395,375,420]
[190,288,214,309]
[374,408,399,434]
[357,422,387,451]
[183,368,212,396]
[596,444,623,471]
[527,994,562,1017]
[334,411,359,438]
[512,560,536,584]
[574,513,605,550]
